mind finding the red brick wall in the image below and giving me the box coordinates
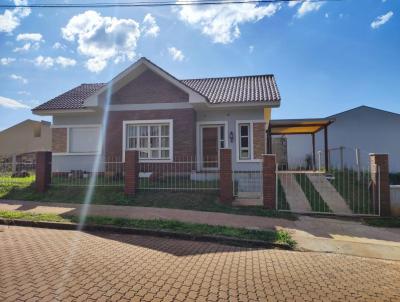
[110,69,189,104]
[253,122,266,159]
[52,128,67,153]
[105,109,196,160]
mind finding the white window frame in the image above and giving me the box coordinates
[51,124,102,156]
[122,119,173,162]
[235,120,264,163]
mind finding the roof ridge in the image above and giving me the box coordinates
[181,74,275,81]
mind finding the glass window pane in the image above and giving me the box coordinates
[161,137,169,148]
[241,137,248,148]
[139,137,148,148]
[128,138,137,149]
[220,126,224,139]
[161,150,169,159]
[150,137,159,148]
[240,125,248,136]
[241,150,249,159]
[161,125,169,136]
[139,151,148,159]
[139,126,148,136]
[151,150,159,159]
[220,141,224,148]
[127,125,137,137]
[150,125,159,136]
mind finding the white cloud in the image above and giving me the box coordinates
[10,74,28,84]
[0,0,31,33]
[142,13,160,37]
[0,57,16,65]
[175,0,280,44]
[168,47,184,61]
[296,1,323,18]
[52,42,66,50]
[16,33,43,42]
[371,11,394,29]
[0,96,30,109]
[17,90,30,96]
[13,42,32,52]
[288,1,300,7]
[249,45,254,54]
[34,55,76,68]
[61,10,140,73]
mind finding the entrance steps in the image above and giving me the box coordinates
[306,174,352,214]
[279,174,312,212]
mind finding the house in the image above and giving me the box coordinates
[0,119,51,163]
[32,57,280,172]
[284,106,400,172]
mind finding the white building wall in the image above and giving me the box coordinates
[286,107,400,172]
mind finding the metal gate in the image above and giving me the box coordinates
[276,163,381,216]
[233,163,262,199]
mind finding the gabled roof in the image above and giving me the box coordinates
[32,57,281,112]
[328,105,400,118]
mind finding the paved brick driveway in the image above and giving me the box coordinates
[1,226,400,302]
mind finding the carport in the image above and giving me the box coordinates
[266,118,334,170]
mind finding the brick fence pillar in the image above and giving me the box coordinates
[263,154,276,210]
[125,150,139,196]
[36,151,52,193]
[219,149,233,204]
[370,153,391,216]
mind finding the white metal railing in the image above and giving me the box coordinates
[0,162,36,186]
[51,160,124,187]
[139,157,219,191]
[233,163,262,198]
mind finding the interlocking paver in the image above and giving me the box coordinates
[1,226,400,301]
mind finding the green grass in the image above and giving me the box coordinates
[295,174,331,213]
[362,217,400,228]
[277,178,290,211]
[329,169,376,214]
[0,181,296,220]
[0,210,296,248]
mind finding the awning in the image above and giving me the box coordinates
[269,118,334,135]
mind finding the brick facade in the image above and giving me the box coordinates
[110,69,189,104]
[125,150,139,196]
[36,151,52,193]
[262,154,276,209]
[253,122,266,160]
[370,154,391,216]
[105,109,196,160]
[52,128,67,153]
[219,149,233,204]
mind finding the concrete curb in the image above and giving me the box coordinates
[0,218,293,250]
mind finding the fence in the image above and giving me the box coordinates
[138,157,219,191]
[232,163,262,198]
[0,161,36,186]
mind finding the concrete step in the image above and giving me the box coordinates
[279,174,312,212]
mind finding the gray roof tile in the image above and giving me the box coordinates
[33,75,280,111]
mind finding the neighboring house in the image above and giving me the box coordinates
[285,106,400,172]
[32,57,280,172]
[0,119,51,163]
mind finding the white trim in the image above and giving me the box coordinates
[235,120,265,163]
[205,102,280,109]
[53,153,99,156]
[122,119,174,162]
[33,109,95,116]
[196,121,228,170]
[109,103,193,111]
[51,124,101,128]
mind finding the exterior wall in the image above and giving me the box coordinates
[285,107,400,172]
[253,122,266,160]
[105,108,196,159]
[196,108,265,171]
[52,128,67,153]
[108,69,189,105]
[0,120,51,157]
[52,155,105,172]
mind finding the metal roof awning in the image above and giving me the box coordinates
[269,118,334,135]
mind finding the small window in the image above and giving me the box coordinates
[239,123,251,160]
[69,127,100,153]
[219,126,225,148]
[33,124,41,138]
[126,122,171,160]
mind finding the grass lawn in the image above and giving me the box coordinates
[0,210,296,248]
[0,180,296,220]
[362,217,400,228]
[294,174,331,213]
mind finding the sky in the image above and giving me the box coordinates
[0,0,399,131]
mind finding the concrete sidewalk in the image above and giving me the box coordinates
[1,199,400,261]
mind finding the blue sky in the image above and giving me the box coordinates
[0,0,398,130]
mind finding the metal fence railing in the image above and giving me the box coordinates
[51,160,124,187]
[0,162,36,187]
[139,157,219,191]
[233,163,262,199]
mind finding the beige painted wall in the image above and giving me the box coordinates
[0,119,51,157]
